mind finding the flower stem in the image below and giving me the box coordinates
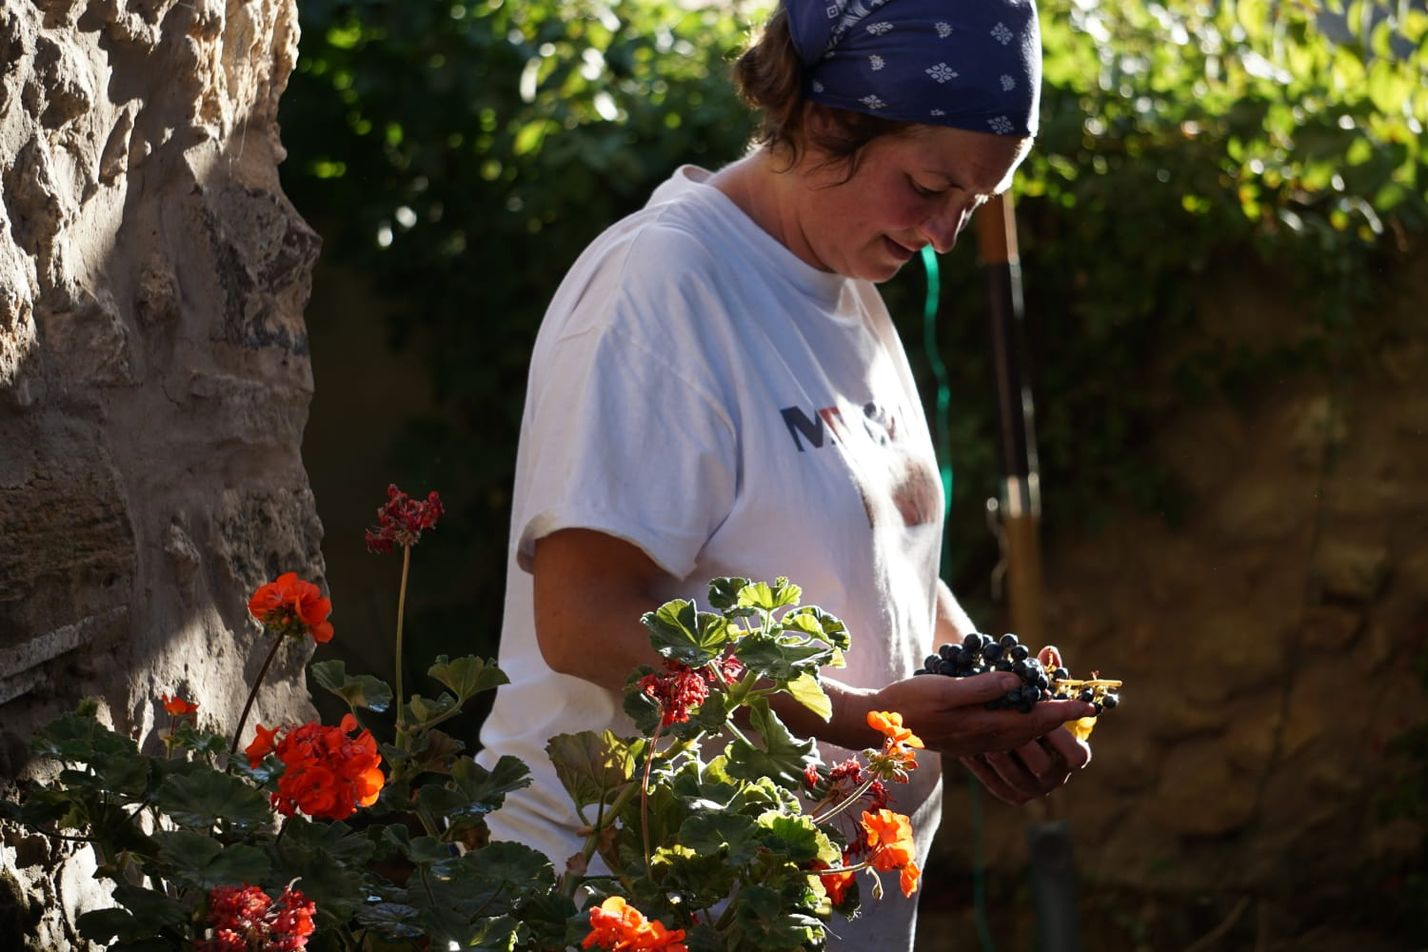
[561,735,694,900]
[812,776,878,826]
[394,543,412,738]
[640,722,663,871]
[230,633,285,760]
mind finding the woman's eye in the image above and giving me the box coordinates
[909,178,946,197]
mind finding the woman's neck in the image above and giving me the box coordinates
[708,150,824,271]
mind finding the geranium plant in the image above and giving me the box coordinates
[1,486,928,951]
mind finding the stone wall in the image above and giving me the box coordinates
[929,246,1428,948]
[0,0,319,946]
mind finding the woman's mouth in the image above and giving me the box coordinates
[884,236,917,262]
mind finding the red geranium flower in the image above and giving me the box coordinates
[244,723,281,769]
[248,573,334,643]
[161,694,199,716]
[268,714,384,821]
[637,661,710,726]
[364,484,444,554]
[197,884,316,951]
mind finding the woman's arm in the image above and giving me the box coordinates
[532,529,1096,760]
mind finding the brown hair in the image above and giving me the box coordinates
[731,6,913,178]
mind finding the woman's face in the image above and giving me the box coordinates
[788,124,1031,283]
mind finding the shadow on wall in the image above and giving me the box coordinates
[0,0,325,944]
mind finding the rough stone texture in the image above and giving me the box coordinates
[931,244,1428,944]
[0,0,318,947]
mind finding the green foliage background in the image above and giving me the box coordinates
[279,0,1425,936]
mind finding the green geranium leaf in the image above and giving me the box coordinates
[756,812,825,864]
[152,830,269,888]
[642,600,732,666]
[449,915,523,952]
[76,908,143,945]
[707,576,757,615]
[779,605,851,652]
[309,659,393,713]
[0,789,71,828]
[154,769,273,834]
[404,834,458,866]
[355,900,425,939]
[732,631,836,682]
[512,891,578,944]
[111,883,188,928]
[409,727,467,774]
[622,667,663,736]
[416,755,531,826]
[427,654,508,700]
[679,812,761,866]
[278,817,376,914]
[546,731,635,811]
[169,723,229,759]
[784,672,831,722]
[724,883,825,951]
[412,843,553,940]
[724,700,816,789]
[32,711,137,763]
[202,843,271,886]
[736,577,801,612]
[407,692,457,725]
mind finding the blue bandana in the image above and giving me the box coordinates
[786,0,1042,138]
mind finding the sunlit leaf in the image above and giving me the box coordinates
[546,730,635,810]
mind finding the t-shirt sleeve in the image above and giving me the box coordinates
[513,321,737,580]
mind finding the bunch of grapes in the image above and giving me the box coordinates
[913,631,1121,715]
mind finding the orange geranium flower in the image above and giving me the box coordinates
[161,694,198,716]
[899,860,922,898]
[244,723,281,768]
[268,714,384,821]
[867,710,923,748]
[865,711,922,782]
[815,859,856,908]
[581,897,687,952]
[248,572,334,643]
[861,809,916,872]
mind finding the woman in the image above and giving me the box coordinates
[477,0,1094,946]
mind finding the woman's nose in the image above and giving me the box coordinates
[919,200,974,254]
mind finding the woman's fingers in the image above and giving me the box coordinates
[959,754,1031,804]
[1043,722,1093,770]
[961,735,1082,804]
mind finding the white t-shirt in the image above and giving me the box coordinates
[477,166,946,948]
